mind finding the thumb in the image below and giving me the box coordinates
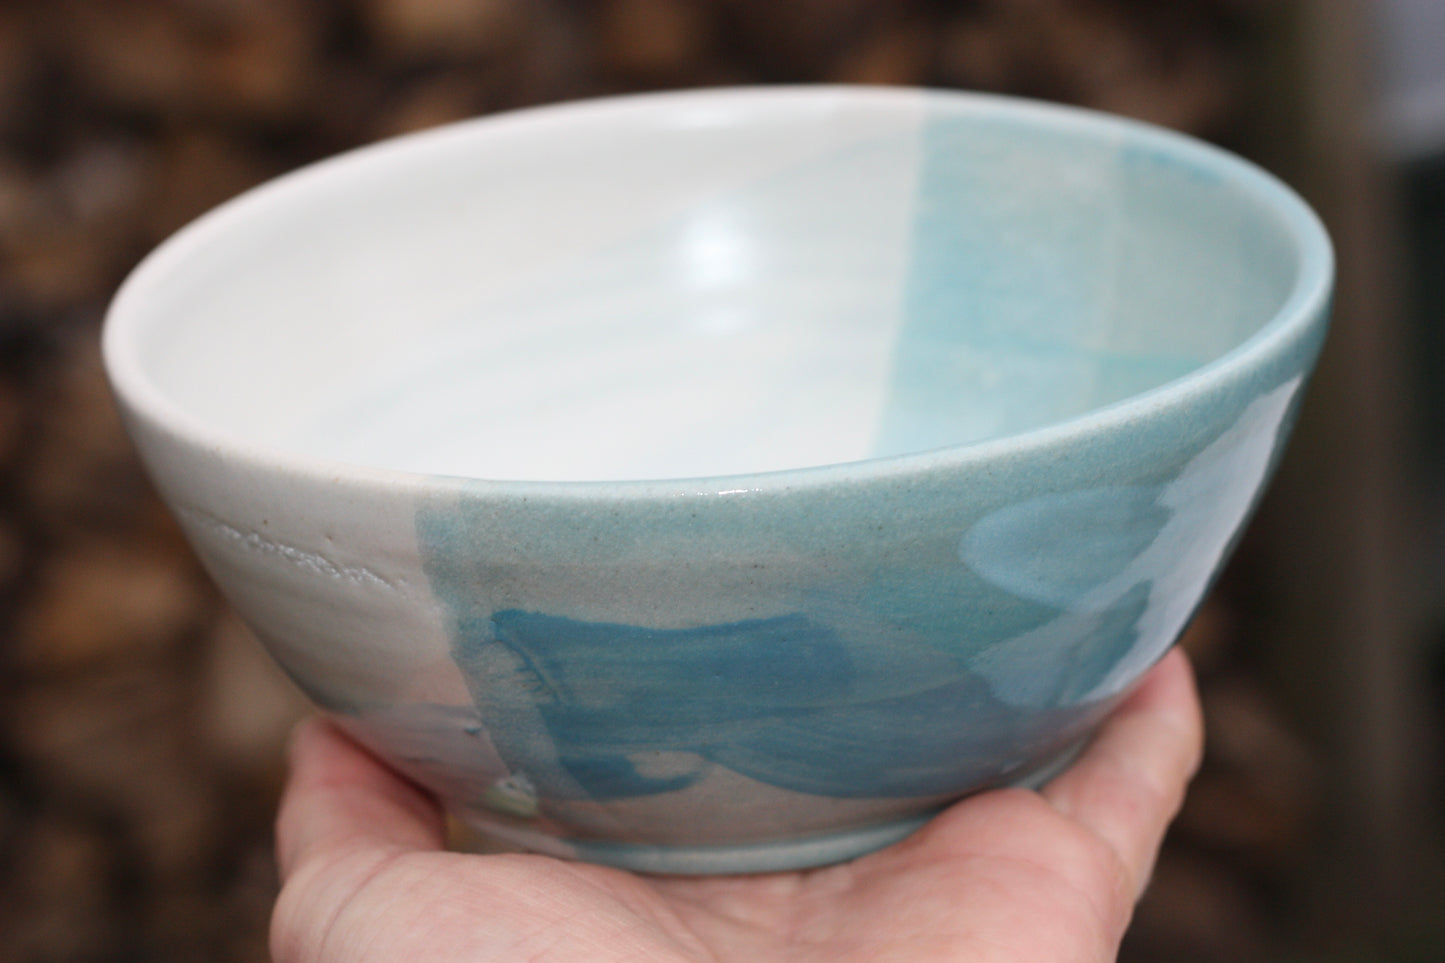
[275,716,446,880]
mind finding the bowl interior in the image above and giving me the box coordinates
[115,89,1308,482]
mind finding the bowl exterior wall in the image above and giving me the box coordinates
[114,297,1324,871]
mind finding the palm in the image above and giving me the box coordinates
[272,650,1201,963]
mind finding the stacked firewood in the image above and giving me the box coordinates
[0,2,1317,960]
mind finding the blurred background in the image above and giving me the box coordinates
[0,0,1442,959]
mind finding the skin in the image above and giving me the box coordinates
[272,647,1203,963]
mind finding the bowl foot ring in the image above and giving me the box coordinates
[453,735,1091,875]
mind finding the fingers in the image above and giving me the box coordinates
[275,716,447,881]
[1041,647,1204,899]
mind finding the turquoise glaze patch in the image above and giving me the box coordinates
[875,106,1287,459]
[445,607,1080,801]
[410,375,1305,813]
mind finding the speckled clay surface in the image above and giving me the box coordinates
[103,87,1333,874]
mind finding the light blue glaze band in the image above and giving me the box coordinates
[335,90,1333,871]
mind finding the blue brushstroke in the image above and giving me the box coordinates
[448,607,1087,801]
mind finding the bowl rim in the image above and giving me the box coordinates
[102,84,1334,501]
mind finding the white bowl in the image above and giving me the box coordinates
[104,87,1332,873]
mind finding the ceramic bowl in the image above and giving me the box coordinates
[103,87,1332,874]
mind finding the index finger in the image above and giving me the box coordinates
[1041,647,1205,898]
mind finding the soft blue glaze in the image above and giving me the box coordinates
[445,607,1080,801]
[408,369,1313,868]
[875,106,1298,459]
[878,112,1137,455]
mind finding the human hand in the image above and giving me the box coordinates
[271,647,1202,962]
